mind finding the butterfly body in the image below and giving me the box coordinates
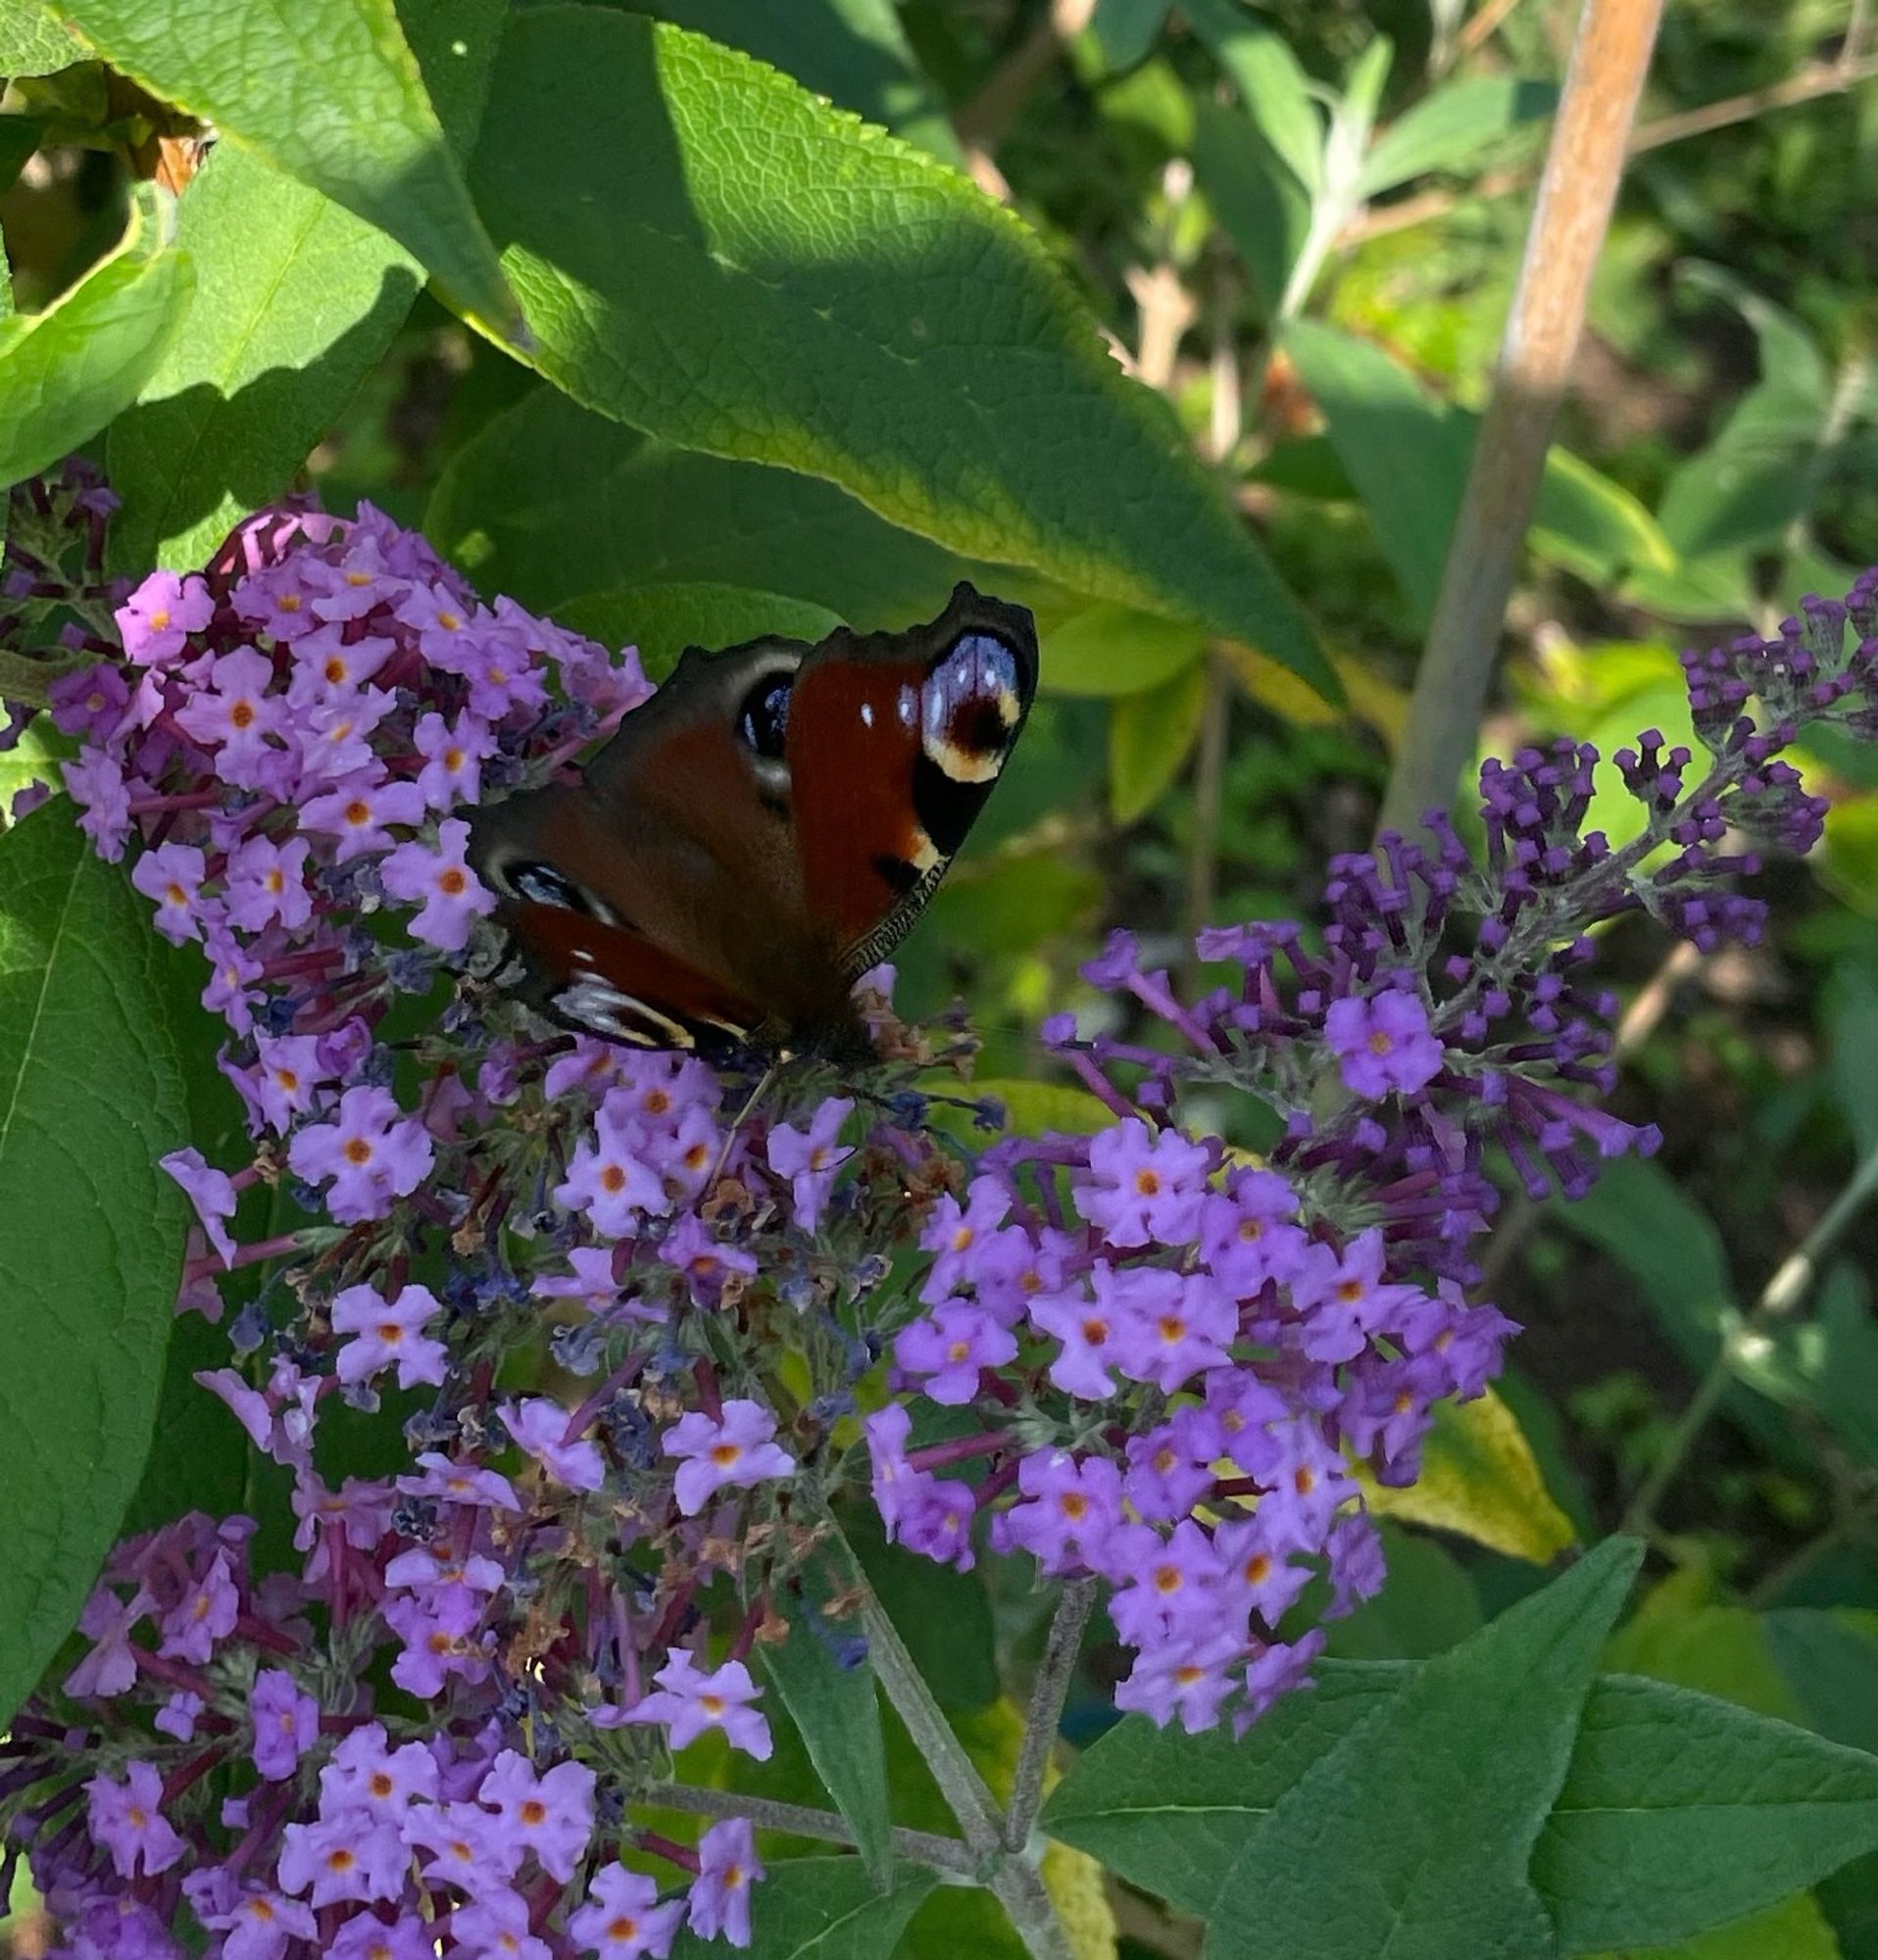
[469,584,1038,1061]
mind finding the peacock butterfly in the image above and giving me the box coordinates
[468,582,1039,1062]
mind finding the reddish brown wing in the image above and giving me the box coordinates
[788,583,1039,980]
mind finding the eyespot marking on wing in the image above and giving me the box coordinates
[921,631,1023,785]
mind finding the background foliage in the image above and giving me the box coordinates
[5,0,1878,1955]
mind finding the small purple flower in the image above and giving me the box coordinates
[476,1749,597,1883]
[766,1095,854,1230]
[249,1668,320,1781]
[222,833,314,933]
[894,1298,1017,1403]
[117,568,213,665]
[131,839,213,944]
[331,1281,449,1391]
[155,1689,204,1739]
[157,1546,238,1661]
[173,644,284,785]
[568,1865,685,1959]
[317,1721,439,1820]
[450,1886,553,1960]
[298,770,426,861]
[286,1083,434,1223]
[327,1911,439,1960]
[663,1398,796,1515]
[627,1652,772,1759]
[85,1761,184,1878]
[1076,1118,1211,1248]
[193,1882,317,1960]
[402,1796,524,1895]
[1113,1627,1248,1733]
[688,1818,764,1946]
[1324,987,1445,1099]
[160,1146,239,1266]
[556,1099,668,1237]
[499,1396,606,1493]
[414,709,496,809]
[379,817,497,952]
[65,1583,149,1697]
[278,1812,411,1905]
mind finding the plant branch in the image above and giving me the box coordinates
[641,1782,979,1878]
[1005,1578,1097,1852]
[1622,1131,1878,1537]
[957,0,1097,153]
[1456,0,1529,62]
[1378,0,1664,837]
[1342,51,1878,249]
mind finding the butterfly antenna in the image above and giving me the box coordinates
[710,1059,780,1189]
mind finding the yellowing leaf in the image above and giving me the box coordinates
[1356,1386,1575,1564]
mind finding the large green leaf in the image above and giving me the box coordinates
[56,0,516,333]
[0,802,189,1724]
[558,584,843,684]
[0,0,80,74]
[1040,1663,1416,1920]
[470,9,1330,694]
[1536,1673,1878,1952]
[106,144,420,571]
[1281,318,1674,623]
[105,0,503,572]
[622,0,962,163]
[667,1858,935,1960]
[1201,1540,1641,1959]
[425,385,1008,629]
[760,1568,893,1886]
[0,184,193,490]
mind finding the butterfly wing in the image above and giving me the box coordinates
[787,582,1039,980]
[468,584,1038,1054]
[470,637,845,1050]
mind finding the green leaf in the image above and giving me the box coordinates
[470,10,1331,696]
[1534,447,1678,584]
[56,0,517,334]
[106,145,420,571]
[1355,1385,1577,1564]
[1323,1522,1483,1660]
[1040,1662,1412,1919]
[0,802,189,1724]
[1581,1890,1843,1960]
[1048,1640,1878,1955]
[1358,75,1557,197]
[1765,1612,1878,1756]
[558,584,844,685]
[844,1508,998,1714]
[1109,660,1209,822]
[0,184,193,490]
[1190,96,1312,317]
[761,1570,893,1886]
[1282,319,1675,624]
[1201,1537,1640,1960]
[1090,0,1170,74]
[426,385,1002,629]
[668,1858,935,1960]
[624,0,963,163]
[104,0,501,571]
[0,0,80,76]
[1181,0,1322,194]
[1042,604,1205,697]
[1536,1672,1878,1953]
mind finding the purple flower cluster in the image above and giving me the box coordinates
[2,485,1868,1957]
